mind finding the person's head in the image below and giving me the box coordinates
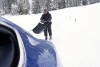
[44,9,48,14]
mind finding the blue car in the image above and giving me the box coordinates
[0,17,57,67]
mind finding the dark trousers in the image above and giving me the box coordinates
[44,24,52,37]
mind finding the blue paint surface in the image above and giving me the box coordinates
[0,17,57,67]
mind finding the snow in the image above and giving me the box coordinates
[2,3,100,67]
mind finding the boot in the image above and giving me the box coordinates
[45,36,47,40]
[50,36,52,40]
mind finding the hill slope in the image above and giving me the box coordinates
[3,3,100,67]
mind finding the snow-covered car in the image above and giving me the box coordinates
[0,17,57,67]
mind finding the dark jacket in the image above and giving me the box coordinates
[40,12,52,23]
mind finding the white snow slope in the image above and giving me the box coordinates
[3,3,100,67]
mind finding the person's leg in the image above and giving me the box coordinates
[44,28,48,40]
[48,24,52,40]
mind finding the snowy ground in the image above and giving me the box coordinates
[3,3,100,67]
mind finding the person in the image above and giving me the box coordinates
[40,9,52,40]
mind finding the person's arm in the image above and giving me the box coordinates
[40,15,44,23]
[48,13,52,22]
[40,15,43,21]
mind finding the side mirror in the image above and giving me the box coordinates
[0,25,20,67]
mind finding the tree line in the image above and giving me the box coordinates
[0,0,99,15]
